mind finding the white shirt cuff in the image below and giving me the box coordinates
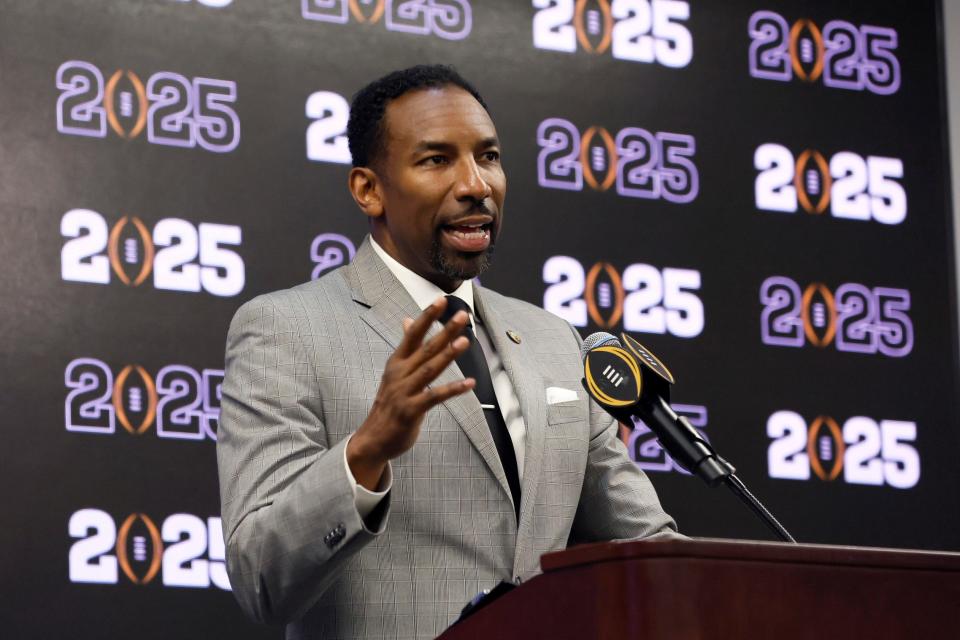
[343,433,392,519]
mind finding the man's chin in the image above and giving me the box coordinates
[433,245,494,282]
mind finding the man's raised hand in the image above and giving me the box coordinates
[346,297,476,490]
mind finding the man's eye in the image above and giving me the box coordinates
[423,155,447,165]
[483,151,501,162]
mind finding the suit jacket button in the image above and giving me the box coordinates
[325,524,346,548]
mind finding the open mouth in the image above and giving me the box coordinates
[441,220,493,253]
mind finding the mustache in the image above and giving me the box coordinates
[443,198,496,225]
[471,198,493,215]
[457,198,493,216]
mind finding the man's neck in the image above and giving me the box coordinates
[369,236,474,312]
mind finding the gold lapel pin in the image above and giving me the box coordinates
[506,330,521,344]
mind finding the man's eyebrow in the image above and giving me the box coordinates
[411,137,501,154]
[412,141,456,153]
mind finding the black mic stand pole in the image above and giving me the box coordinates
[645,396,796,543]
[724,474,795,543]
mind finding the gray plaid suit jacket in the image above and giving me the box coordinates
[217,237,677,639]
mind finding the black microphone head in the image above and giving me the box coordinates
[580,331,621,361]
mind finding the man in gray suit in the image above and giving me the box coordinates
[217,65,678,639]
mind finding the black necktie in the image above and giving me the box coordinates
[440,295,521,520]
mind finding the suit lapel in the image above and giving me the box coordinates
[474,287,547,558]
[344,238,514,507]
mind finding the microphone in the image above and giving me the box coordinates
[580,332,796,543]
[580,332,734,486]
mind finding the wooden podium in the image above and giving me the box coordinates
[438,538,960,639]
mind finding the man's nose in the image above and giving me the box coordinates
[453,156,492,202]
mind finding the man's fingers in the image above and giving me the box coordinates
[396,297,446,357]
[412,378,476,413]
[407,335,470,390]
[408,309,469,367]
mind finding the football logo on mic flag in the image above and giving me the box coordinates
[583,343,642,408]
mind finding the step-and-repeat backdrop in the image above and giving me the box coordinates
[1,0,957,637]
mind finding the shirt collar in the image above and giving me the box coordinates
[370,236,475,316]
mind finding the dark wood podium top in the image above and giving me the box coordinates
[440,538,960,640]
[542,536,960,573]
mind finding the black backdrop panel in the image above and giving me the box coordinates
[0,0,956,637]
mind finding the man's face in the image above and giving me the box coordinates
[370,85,506,292]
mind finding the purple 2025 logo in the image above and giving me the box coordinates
[536,117,698,203]
[748,11,900,95]
[56,61,240,152]
[302,0,471,40]
[760,276,912,357]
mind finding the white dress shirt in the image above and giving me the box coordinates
[344,238,528,518]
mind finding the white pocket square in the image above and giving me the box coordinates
[546,386,579,405]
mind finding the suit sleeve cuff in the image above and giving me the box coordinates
[343,433,393,521]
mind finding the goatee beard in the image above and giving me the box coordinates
[430,236,495,282]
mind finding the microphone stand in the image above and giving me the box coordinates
[580,334,797,544]
[723,474,795,543]
[645,396,796,543]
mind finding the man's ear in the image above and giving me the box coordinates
[348,167,384,219]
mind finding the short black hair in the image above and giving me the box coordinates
[347,64,488,168]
